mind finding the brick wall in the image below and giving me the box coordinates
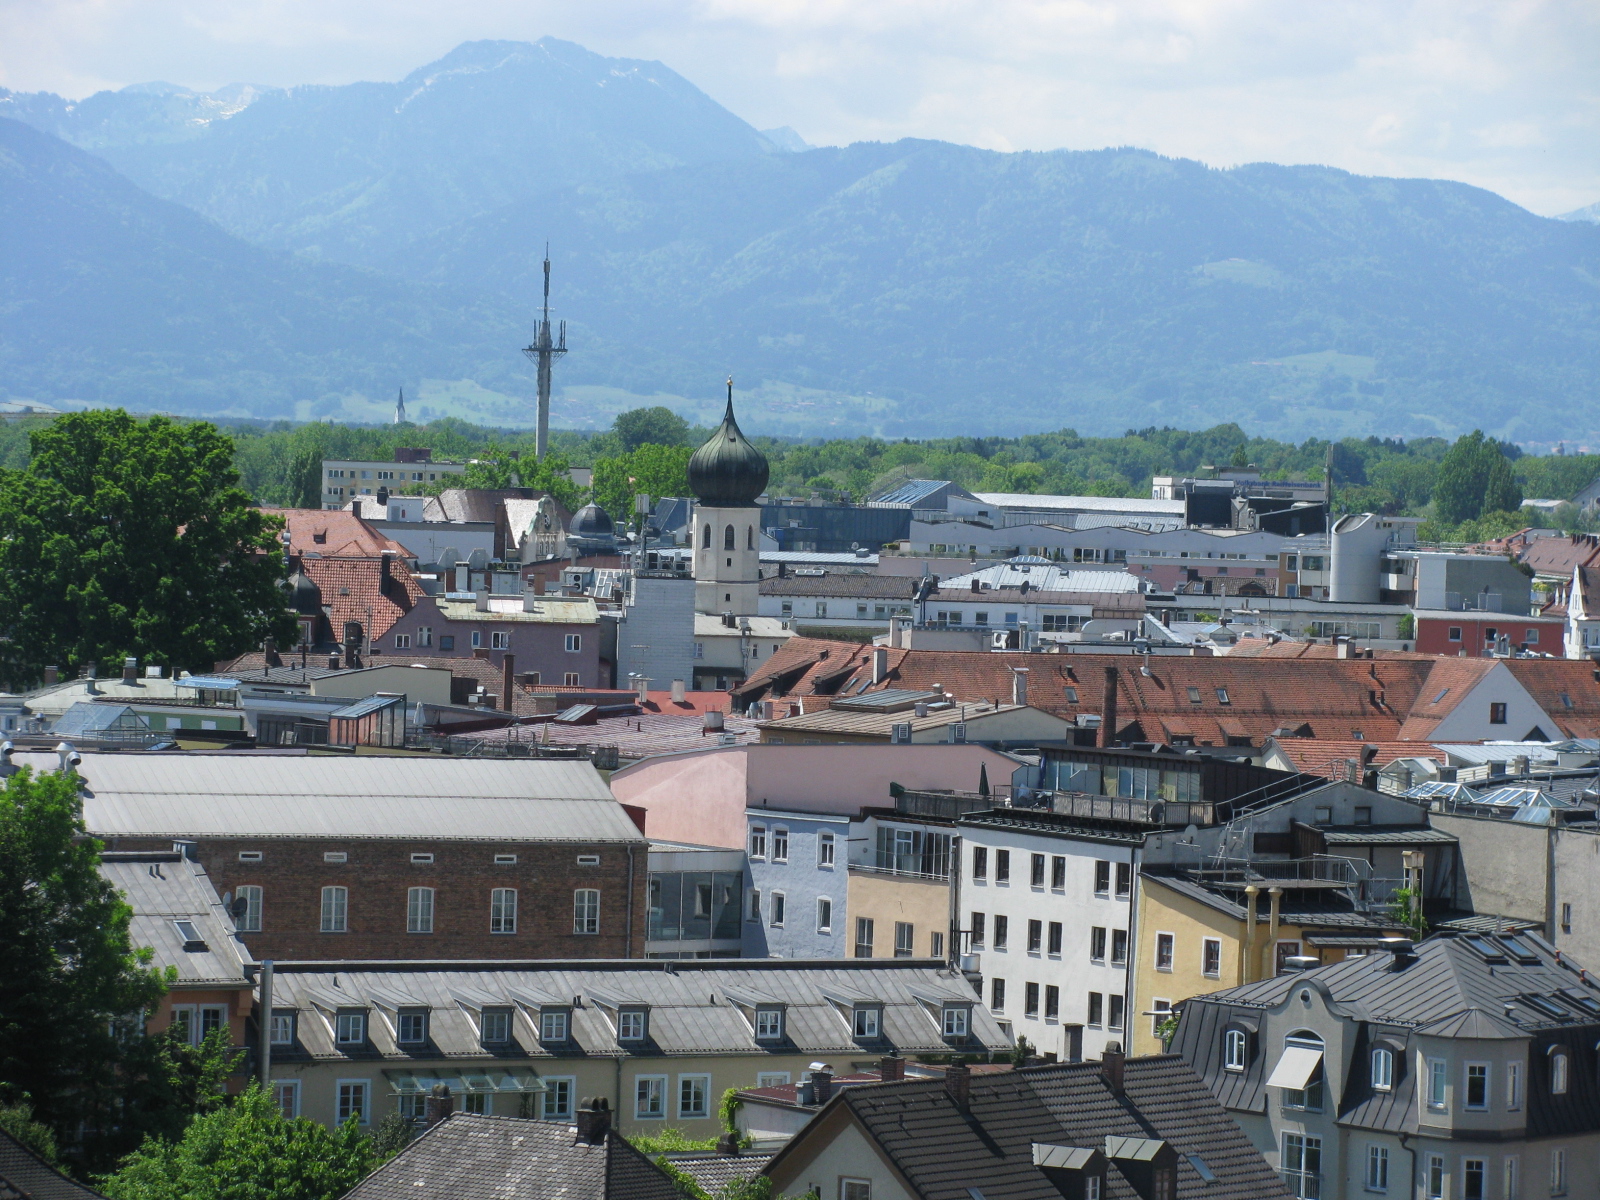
[102,836,646,960]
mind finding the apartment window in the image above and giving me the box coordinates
[855,917,875,958]
[943,1005,969,1037]
[1150,998,1171,1039]
[1424,1154,1444,1200]
[1503,1156,1518,1200]
[1282,1132,1321,1200]
[755,1007,784,1040]
[1027,919,1043,953]
[618,1010,647,1042]
[269,1011,295,1046]
[1427,1058,1447,1109]
[841,1181,872,1200]
[539,1009,569,1042]
[410,852,434,864]
[334,1011,366,1046]
[1111,929,1128,966]
[1461,1158,1485,1200]
[1044,985,1060,1020]
[397,1011,428,1045]
[1550,1148,1566,1196]
[1354,805,1373,826]
[479,1009,512,1045]
[1224,1029,1247,1071]
[971,912,985,947]
[1047,921,1063,956]
[1094,860,1111,896]
[1115,862,1131,899]
[769,892,786,928]
[817,897,832,933]
[1448,627,1462,642]
[852,1007,881,1038]
[1107,994,1124,1030]
[995,850,1010,882]
[929,930,944,958]
[993,915,1009,950]
[1371,1046,1394,1091]
[1031,854,1046,888]
[574,888,600,935]
[1087,991,1102,1026]
[564,672,580,686]
[818,832,836,867]
[336,1081,370,1126]
[1507,1061,1521,1110]
[1025,982,1040,1018]
[417,626,432,647]
[406,887,434,934]
[1050,856,1066,890]
[1489,702,1507,725]
[495,854,516,865]
[238,850,263,862]
[392,633,411,649]
[894,921,914,957]
[1561,902,1571,933]
[972,846,988,880]
[542,1078,574,1122]
[748,889,761,922]
[491,631,511,650]
[1155,932,1174,971]
[1365,1145,1388,1192]
[1550,1048,1569,1094]
[749,826,767,858]
[321,886,348,933]
[635,1076,667,1120]
[991,979,1006,1012]
[1202,938,1221,978]
[439,636,454,651]
[235,885,262,933]
[1090,927,1107,962]
[271,1080,300,1119]
[678,1075,711,1119]
[772,827,789,862]
[490,888,517,934]
[1216,687,1231,704]
[564,634,582,652]
[1464,1063,1488,1110]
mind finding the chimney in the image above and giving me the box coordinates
[378,551,392,581]
[888,614,903,648]
[716,1132,743,1157]
[122,657,138,685]
[1335,635,1350,659]
[473,647,491,660]
[971,578,981,593]
[872,646,888,684]
[84,664,99,695]
[944,1060,971,1108]
[327,653,341,670]
[424,1083,454,1126]
[1099,666,1118,748]
[1101,1042,1126,1096]
[342,620,363,668]
[375,486,389,508]
[1382,936,1417,969]
[42,665,58,685]
[704,711,725,732]
[671,679,687,704]
[475,589,490,612]
[1011,668,1029,707]
[574,1096,612,1144]
[501,653,516,712]
[808,1065,834,1106]
[878,1053,905,1082]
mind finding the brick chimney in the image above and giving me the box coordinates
[42,665,58,685]
[944,1060,971,1108]
[574,1096,612,1144]
[1099,666,1118,748]
[122,657,138,685]
[1101,1042,1125,1096]
[808,1065,834,1105]
[501,653,516,712]
[424,1083,454,1126]
[878,1053,905,1082]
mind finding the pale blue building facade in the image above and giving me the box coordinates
[742,807,851,959]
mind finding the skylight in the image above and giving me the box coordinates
[1498,936,1541,964]
[1431,688,1450,704]
[1519,994,1569,1020]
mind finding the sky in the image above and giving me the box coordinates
[2,0,1596,216]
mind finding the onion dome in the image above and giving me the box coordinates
[687,380,769,508]
[286,565,322,615]
[569,502,616,539]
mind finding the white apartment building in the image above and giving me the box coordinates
[322,454,466,508]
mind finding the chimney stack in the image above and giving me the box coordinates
[872,646,889,684]
[327,654,341,670]
[501,653,516,712]
[808,1065,834,1106]
[704,710,725,733]
[1099,666,1118,748]
[122,657,138,685]
[1335,635,1350,659]
[574,1096,611,1144]
[888,614,903,648]
[342,621,363,669]
[1101,1042,1125,1096]
[42,665,58,685]
[424,1083,454,1126]
[1011,667,1029,707]
[671,679,687,704]
[878,1053,905,1082]
[944,1060,971,1108]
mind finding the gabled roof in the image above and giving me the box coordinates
[1518,532,1600,578]
[766,1057,1292,1199]
[268,508,411,559]
[0,1130,104,1200]
[1502,658,1600,738]
[340,1114,686,1200]
[1265,738,1443,778]
[298,555,425,643]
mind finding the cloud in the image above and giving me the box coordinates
[0,0,1595,213]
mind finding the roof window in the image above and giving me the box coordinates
[173,920,208,952]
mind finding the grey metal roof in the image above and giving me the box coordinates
[1317,825,1459,845]
[15,752,636,843]
[328,695,404,719]
[267,960,1008,1065]
[870,479,959,507]
[98,853,252,986]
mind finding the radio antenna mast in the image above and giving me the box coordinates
[521,245,568,460]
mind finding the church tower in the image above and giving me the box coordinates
[688,381,768,616]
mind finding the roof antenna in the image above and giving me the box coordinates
[521,243,568,462]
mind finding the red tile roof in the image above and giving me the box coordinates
[1502,657,1600,738]
[1228,639,1433,660]
[267,508,411,559]
[1268,738,1444,778]
[300,555,425,644]
[1518,533,1600,578]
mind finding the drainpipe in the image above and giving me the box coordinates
[626,844,636,959]
[1241,887,1258,984]
[947,835,962,968]
[257,959,274,1091]
[1266,887,1283,977]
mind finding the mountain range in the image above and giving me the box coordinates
[2,38,1598,441]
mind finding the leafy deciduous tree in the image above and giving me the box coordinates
[1433,430,1523,524]
[613,406,691,452]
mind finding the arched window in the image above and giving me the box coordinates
[1550,1047,1569,1095]
[724,524,736,551]
[747,525,755,549]
[1224,1028,1247,1071]
[1371,1046,1394,1091]
[702,524,711,549]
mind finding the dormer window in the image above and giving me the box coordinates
[540,1008,570,1043]
[852,1006,882,1039]
[755,1007,784,1041]
[618,1008,648,1042]
[396,1009,428,1045]
[942,1005,970,1038]
[1371,1046,1394,1091]
[334,1010,367,1046]
[1223,1028,1248,1072]
[479,1008,512,1046]
[1550,1047,1569,1095]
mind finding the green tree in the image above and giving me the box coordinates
[457,446,583,512]
[1433,431,1523,524]
[0,1101,60,1165]
[99,1087,374,1200]
[0,766,167,1156]
[614,407,691,452]
[591,446,693,519]
[0,412,296,685]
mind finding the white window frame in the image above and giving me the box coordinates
[755,1007,784,1041]
[417,626,432,647]
[491,630,511,650]
[748,889,761,922]
[841,1179,872,1200]
[678,1074,711,1120]
[563,672,580,686]
[853,1006,881,1038]
[541,1076,575,1122]
[490,887,518,934]
[334,1011,366,1046]
[565,634,582,652]
[540,1009,570,1043]
[396,1010,428,1045]
[574,888,600,935]
[321,885,348,933]
[816,897,832,933]
[1223,1028,1247,1071]
[1550,1148,1566,1196]
[269,1011,295,1046]
[1506,1060,1522,1110]
[771,827,789,862]
[471,630,483,648]
[818,831,836,867]
[1550,1049,1568,1095]
[749,825,766,859]
[235,885,263,932]
[943,1005,969,1037]
[336,1079,370,1126]
[271,1079,300,1119]
[1426,1057,1447,1110]
[756,1072,791,1088]
[1365,1144,1388,1192]
[1371,1046,1393,1091]
[393,633,411,649]
[479,1009,512,1045]
[407,886,434,934]
[769,891,785,928]
[1202,937,1221,978]
[635,1075,668,1120]
[1502,1156,1518,1200]
[1424,1154,1444,1200]
[1463,1061,1489,1110]
[617,1010,646,1042]
[1154,932,1174,972]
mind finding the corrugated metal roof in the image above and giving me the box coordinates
[16,752,636,843]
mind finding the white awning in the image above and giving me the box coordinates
[1265,1045,1324,1091]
